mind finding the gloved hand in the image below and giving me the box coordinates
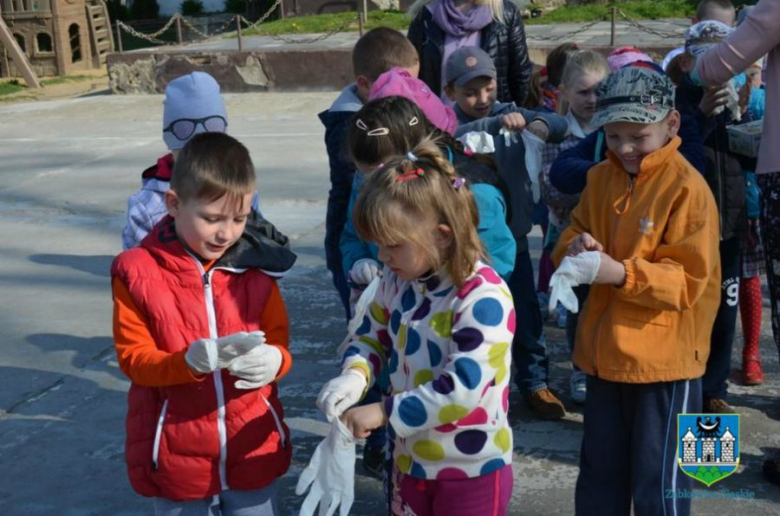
[228,344,283,389]
[350,259,380,286]
[316,369,367,421]
[549,251,602,313]
[185,338,219,374]
[296,418,356,516]
[215,331,266,368]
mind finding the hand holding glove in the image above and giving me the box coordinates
[349,259,380,286]
[316,369,367,421]
[549,251,602,313]
[228,344,283,389]
[185,331,266,375]
[296,418,356,516]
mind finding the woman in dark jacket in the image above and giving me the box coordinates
[407,0,533,106]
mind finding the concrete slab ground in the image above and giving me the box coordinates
[0,92,779,515]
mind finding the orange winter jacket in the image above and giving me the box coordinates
[553,137,721,383]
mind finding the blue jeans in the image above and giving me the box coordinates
[508,247,548,394]
[153,482,278,516]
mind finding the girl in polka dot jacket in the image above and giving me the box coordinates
[317,140,516,515]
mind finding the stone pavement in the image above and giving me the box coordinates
[0,92,779,515]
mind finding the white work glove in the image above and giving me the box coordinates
[338,277,381,356]
[549,251,602,314]
[215,331,266,368]
[228,344,283,389]
[184,331,266,374]
[521,129,545,203]
[185,338,219,374]
[316,369,367,421]
[349,258,380,286]
[458,131,496,154]
[296,418,356,516]
[498,126,519,147]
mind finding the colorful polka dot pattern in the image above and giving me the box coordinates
[342,262,515,480]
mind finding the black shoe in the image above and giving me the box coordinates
[764,454,780,487]
[361,445,386,479]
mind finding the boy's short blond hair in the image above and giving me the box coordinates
[352,27,419,82]
[171,132,255,206]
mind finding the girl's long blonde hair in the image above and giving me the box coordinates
[557,50,610,115]
[352,139,484,287]
[407,0,505,24]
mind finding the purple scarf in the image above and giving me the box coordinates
[428,0,493,38]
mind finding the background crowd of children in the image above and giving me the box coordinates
[111,0,780,514]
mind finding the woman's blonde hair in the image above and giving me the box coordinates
[558,50,610,114]
[407,0,505,24]
[352,139,484,287]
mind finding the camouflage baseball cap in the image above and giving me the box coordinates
[591,67,676,128]
[685,20,733,57]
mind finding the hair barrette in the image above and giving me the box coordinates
[406,151,418,162]
[452,177,466,191]
[396,168,425,183]
[356,118,390,136]
[409,117,419,126]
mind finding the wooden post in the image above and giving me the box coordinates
[362,0,368,29]
[116,21,124,53]
[358,10,364,37]
[278,0,285,19]
[175,14,183,45]
[610,7,616,47]
[236,15,243,51]
[0,16,41,88]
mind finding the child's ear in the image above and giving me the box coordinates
[666,110,681,138]
[444,85,457,102]
[355,75,372,101]
[165,190,181,217]
[435,224,454,250]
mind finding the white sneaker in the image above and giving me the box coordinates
[570,370,587,404]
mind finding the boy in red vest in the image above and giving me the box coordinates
[112,132,297,515]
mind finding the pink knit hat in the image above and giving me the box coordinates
[607,46,654,71]
[369,68,458,135]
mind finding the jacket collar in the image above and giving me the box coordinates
[606,135,682,179]
[141,212,297,277]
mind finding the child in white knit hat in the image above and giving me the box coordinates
[122,71,258,249]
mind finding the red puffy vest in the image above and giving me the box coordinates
[111,222,292,501]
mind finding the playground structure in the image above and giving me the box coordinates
[0,0,112,80]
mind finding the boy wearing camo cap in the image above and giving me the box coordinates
[552,66,721,516]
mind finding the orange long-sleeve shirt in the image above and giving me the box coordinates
[112,264,292,387]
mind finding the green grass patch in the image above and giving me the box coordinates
[525,0,696,25]
[0,80,26,96]
[238,10,408,37]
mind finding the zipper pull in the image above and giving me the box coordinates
[202,273,210,288]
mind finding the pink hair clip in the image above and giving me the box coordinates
[452,177,466,190]
[395,168,425,183]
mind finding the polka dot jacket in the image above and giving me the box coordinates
[342,262,515,480]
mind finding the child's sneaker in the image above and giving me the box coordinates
[538,292,550,320]
[556,303,568,328]
[570,370,587,405]
[524,388,566,420]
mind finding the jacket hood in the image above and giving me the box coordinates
[141,212,297,276]
[319,84,363,128]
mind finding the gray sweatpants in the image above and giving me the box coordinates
[153,482,279,516]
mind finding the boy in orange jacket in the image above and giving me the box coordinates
[551,67,721,516]
[112,132,297,515]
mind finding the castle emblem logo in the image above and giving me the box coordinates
[677,414,740,487]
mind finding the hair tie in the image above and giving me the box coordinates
[540,67,548,78]
[396,168,425,183]
[452,177,466,190]
[356,118,390,136]
[406,151,418,162]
